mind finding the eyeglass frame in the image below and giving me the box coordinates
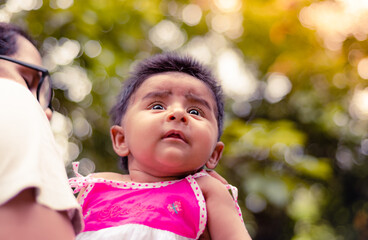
[0,54,53,110]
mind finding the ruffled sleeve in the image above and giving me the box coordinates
[69,162,92,194]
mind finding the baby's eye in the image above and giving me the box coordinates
[188,109,200,116]
[151,104,165,110]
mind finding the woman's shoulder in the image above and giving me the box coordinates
[91,172,131,182]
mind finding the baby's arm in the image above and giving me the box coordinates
[197,176,252,240]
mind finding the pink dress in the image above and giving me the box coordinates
[69,162,242,240]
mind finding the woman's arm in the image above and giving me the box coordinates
[0,188,75,240]
[197,176,252,240]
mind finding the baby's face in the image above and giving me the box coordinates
[121,72,222,177]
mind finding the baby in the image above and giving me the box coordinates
[70,53,252,240]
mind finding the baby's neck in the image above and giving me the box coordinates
[128,169,194,183]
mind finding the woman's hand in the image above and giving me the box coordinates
[206,170,228,184]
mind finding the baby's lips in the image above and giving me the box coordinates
[163,130,188,143]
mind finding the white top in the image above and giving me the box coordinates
[0,79,83,233]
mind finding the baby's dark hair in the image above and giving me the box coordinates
[0,22,36,56]
[110,52,224,170]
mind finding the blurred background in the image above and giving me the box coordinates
[1,0,368,239]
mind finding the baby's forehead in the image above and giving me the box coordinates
[136,72,216,101]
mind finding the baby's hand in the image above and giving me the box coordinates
[206,170,228,185]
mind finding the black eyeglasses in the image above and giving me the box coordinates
[0,55,53,110]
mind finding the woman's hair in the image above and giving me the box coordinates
[110,52,224,171]
[0,22,36,56]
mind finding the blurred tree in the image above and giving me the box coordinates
[2,0,368,239]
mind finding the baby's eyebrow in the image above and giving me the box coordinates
[142,90,172,100]
[142,90,212,111]
[185,93,212,111]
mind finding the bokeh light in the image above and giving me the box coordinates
[50,111,74,164]
[209,12,243,39]
[5,0,42,12]
[184,36,213,65]
[182,4,202,26]
[43,37,80,70]
[299,0,368,50]
[332,111,349,127]
[232,101,252,118]
[264,73,292,103]
[214,0,242,13]
[216,48,259,101]
[349,87,368,120]
[84,40,102,58]
[184,32,227,65]
[149,20,186,51]
[71,109,92,139]
[0,9,11,22]
[336,146,354,170]
[50,0,74,9]
[357,57,368,79]
[77,158,96,176]
[52,66,92,102]
[246,193,267,213]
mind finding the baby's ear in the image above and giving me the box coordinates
[205,141,224,170]
[110,125,129,157]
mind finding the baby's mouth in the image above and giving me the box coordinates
[163,130,187,143]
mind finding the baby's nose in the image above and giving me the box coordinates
[167,108,188,124]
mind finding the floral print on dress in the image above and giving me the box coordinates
[167,201,182,214]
